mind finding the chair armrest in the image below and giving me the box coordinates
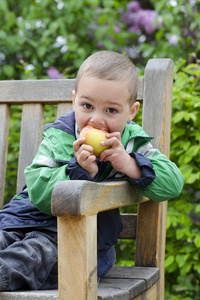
[51,179,147,217]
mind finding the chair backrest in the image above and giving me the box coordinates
[0,59,174,299]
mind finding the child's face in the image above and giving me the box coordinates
[73,76,139,134]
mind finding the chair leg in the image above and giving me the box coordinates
[57,215,97,300]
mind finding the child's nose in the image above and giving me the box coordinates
[90,112,105,126]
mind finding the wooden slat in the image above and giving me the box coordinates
[98,266,159,299]
[0,290,58,300]
[142,59,173,155]
[57,215,97,300]
[0,78,144,104]
[133,282,158,300]
[57,102,73,118]
[137,77,144,101]
[17,103,44,193]
[0,104,10,209]
[119,213,137,239]
[104,266,160,290]
[98,278,145,300]
[0,79,76,103]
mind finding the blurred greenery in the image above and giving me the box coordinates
[1,1,200,299]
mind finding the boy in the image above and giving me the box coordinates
[0,51,184,291]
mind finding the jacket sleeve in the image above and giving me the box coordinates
[25,136,70,215]
[24,129,97,215]
[129,141,184,202]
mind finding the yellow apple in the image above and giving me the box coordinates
[79,125,111,157]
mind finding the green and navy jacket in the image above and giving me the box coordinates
[0,110,184,251]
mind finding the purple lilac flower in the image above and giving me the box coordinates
[127,1,141,12]
[47,66,63,79]
[128,24,140,33]
[169,34,179,45]
[122,12,139,26]
[114,25,121,33]
[122,5,157,35]
[138,10,157,35]
[97,41,104,49]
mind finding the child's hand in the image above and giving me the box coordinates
[73,137,98,178]
[99,132,141,180]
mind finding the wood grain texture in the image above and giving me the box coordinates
[57,215,97,300]
[0,79,76,103]
[51,180,147,217]
[119,213,137,239]
[142,59,174,155]
[57,102,73,118]
[0,290,58,300]
[104,266,160,290]
[0,104,10,209]
[0,78,143,103]
[136,59,174,300]
[98,267,159,299]
[133,282,158,300]
[17,104,44,193]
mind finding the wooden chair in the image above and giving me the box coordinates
[0,58,174,300]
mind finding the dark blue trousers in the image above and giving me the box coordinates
[0,228,116,291]
[0,229,58,291]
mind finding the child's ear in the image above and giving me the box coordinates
[72,90,76,106]
[128,101,140,122]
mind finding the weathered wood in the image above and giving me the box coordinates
[57,102,73,118]
[51,180,147,217]
[57,215,97,300]
[98,278,145,300]
[142,59,174,155]
[0,79,76,103]
[0,78,144,103]
[135,201,162,267]
[17,104,44,193]
[0,104,10,208]
[119,214,137,239]
[98,267,159,300]
[133,282,158,300]
[0,290,58,300]
[104,266,160,290]
[135,59,174,300]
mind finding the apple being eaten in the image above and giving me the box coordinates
[79,125,111,157]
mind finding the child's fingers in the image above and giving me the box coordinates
[100,136,120,148]
[73,137,86,152]
[106,131,121,140]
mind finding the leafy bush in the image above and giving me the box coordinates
[0,0,131,80]
[165,59,200,300]
[141,0,200,64]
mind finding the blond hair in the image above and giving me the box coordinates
[75,51,138,105]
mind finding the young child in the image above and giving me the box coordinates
[0,51,184,291]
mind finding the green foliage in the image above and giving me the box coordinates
[143,0,200,63]
[165,59,200,300]
[0,0,130,80]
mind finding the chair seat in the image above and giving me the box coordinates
[98,266,160,299]
[0,289,58,300]
[0,267,159,300]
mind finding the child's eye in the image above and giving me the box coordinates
[83,103,93,110]
[107,108,117,114]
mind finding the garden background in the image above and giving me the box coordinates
[0,0,199,299]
